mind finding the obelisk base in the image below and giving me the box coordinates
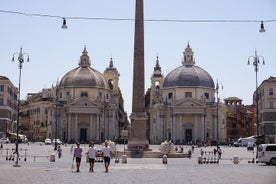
[127,138,151,151]
[127,112,151,151]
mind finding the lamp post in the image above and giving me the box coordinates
[12,47,29,167]
[248,50,265,158]
[215,79,223,147]
[54,83,58,151]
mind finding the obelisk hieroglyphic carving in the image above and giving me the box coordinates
[128,0,149,150]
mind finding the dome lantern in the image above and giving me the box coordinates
[79,46,91,67]
[182,42,195,67]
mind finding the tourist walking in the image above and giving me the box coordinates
[87,142,97,172]
[73,142,83,172]
[102,141,112,172]
[217,146,222,159]
[57,146,62,158]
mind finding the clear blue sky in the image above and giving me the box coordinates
[1,0,275,115]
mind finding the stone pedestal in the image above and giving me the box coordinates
[128,112,150,151]
[127,138,150,151]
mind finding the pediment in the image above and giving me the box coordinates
[68,97,99,107]
[174,98,204,107]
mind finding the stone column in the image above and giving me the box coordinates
[90,114,93,141]
[194,114,198,142]
[201,114,204,142]
[68,113,71,141]
[179,115,183,141]
[172,115,176,141]
[96,114,100,140]
[75,113,78,141]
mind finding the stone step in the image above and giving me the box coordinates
[116,150,189,158]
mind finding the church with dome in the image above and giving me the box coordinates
[146,43,225,144]
[45,47,128,143]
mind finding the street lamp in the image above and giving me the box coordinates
[248,50,265,158]
[54,83,59,151]
[12,47,30,167]
[215,79,223,147]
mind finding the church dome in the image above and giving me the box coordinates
[59,47,107,88]
[163,44,214,88]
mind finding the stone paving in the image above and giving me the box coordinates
[0,142,275,184]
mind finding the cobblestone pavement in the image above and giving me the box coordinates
[0,143,275,184]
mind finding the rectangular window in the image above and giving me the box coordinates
[204,93,209,99]
[185,92,192,98]
[0,98,3,106]
[269,101,274,109]
[81,92,88,97]
[269,88,273,96]
[0,85,4,92]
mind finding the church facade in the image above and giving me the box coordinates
[46,47,128,143]
[146,44,226,144]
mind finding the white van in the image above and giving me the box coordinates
[233,137,255,147]
[257,144,276,165]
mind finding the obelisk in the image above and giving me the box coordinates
[128,0,149,150]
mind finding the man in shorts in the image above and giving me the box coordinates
[102,141,112,172]
[73,142,83,172]
[87,142,97,172]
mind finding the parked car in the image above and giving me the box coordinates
[257,144,276,165]
[52,139,63,145]
[44,138,52,145]
[0,137,10,144]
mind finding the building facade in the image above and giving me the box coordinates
[224,97,254,142]
[258,76,276,143]
[0,76,18,138]
[146,44,227,144]
[47,47,128,143]
[19,91,52,141]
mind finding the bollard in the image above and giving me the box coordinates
[233,155,239,164]
[121,154,127,164]
[198,155,203,164]
[114,151,120,163]
[50,153,55,162]
[162,154,168,164]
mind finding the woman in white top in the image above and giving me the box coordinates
[87,142,97,172]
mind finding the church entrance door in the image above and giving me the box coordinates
[80,128,87,143]
[185,129,192,144]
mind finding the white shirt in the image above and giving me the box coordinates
[102,145,111,157]
[88,146,97,159]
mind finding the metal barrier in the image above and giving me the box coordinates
[202,151,219,164]
[5,148,28,162]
